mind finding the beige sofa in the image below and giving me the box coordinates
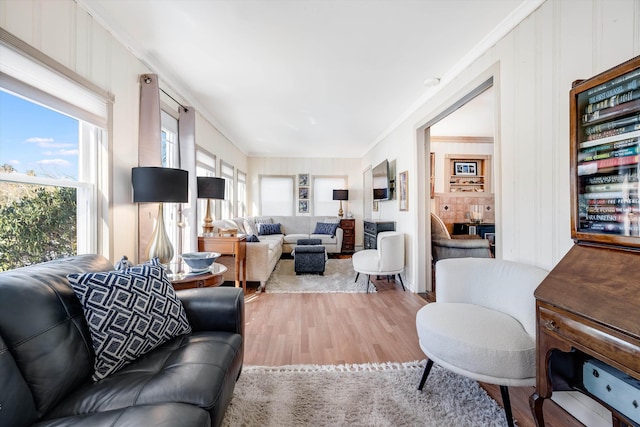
[211,216,343,290]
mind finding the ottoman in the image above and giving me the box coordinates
[294,238,326,275]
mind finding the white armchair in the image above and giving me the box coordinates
[352,231,405,293]
[415,258,548,427]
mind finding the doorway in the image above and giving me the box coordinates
[418,77,497,295]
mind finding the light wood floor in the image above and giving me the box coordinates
[241,275,583,427]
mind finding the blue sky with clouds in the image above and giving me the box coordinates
[0,90,79,180]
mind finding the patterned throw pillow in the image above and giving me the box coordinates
[246,234,260,242]
[314,222,339,237]
[258,222,282,235]
[67,263,192,381]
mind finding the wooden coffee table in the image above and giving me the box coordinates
[170,263,227,290]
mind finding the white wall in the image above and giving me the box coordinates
[0,0,247,263]
[361,0,639,425]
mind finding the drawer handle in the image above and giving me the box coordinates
[197,280,205,288]
[543,320,558,331]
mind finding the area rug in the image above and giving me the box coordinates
[221,360,509,427]
[265,258,373,293]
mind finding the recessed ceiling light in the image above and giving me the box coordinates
[423,77,441,87]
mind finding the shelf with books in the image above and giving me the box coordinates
[571,55,640,248]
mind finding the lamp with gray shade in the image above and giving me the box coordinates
[197,176,226,235]
[132,167,188,265]
[333,189,349,218]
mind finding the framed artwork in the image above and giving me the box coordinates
[298,174,309,186]
[298,200,309,213]
[430,153,435,199]
[298,187,309,200]
[398,170,408,211]
[454,161,477,176]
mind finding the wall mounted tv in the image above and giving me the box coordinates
[372,159,391,200]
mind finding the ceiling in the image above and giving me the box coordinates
[79,0,537,157]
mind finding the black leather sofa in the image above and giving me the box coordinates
[0,254,244,427]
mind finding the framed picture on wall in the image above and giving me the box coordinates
[454,161,477,176]
[298,200,309,213]
[399,170,408,211]
[298,174,309,186]
[298,187,309,199]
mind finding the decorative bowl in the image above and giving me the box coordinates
[181,252,221,273]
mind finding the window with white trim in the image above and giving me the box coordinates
[313,176,347,217]
[220,160,234,219]
[0,39,109,271]
[260,175,294,216]
[195,148,216,232]
[237,169,247,218]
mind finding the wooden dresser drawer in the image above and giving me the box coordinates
[539,304,640,375]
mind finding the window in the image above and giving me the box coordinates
[0,40,109,271]
[313,176,347,217]
[160,111,181,259]
[260,175,294,215]
[220,160,234,219]
[237,169,247,218]
[195,148,216,232]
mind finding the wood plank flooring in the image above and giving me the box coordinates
[242,275,583,427]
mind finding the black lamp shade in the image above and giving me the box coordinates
[132,167,189,203]
[197,177,226,199]
[333,189,349,201]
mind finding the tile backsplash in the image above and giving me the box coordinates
[435,194,495,226]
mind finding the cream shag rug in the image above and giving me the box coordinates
[222,361,509,427]
[265,258,374,293]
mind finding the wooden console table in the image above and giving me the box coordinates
[530,244,640,427]
[198,235,247,293]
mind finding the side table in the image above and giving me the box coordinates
[339,218,355,254]
[198,235,247,293]
[170,263,227,290]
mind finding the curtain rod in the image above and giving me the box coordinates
[159,88,188,113]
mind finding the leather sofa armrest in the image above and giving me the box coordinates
[176,287,244,336]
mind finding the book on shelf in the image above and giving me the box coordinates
[581,98,640,125]
[586,123,640,141]
[582,136,639,153]
[579,129,640,149]
[583,171,639,185]
[577,154,639,176]
[584,181,639,193]
[585,113,640,136]
[586,70,640,103]
[587,205,640,214]
[585,197,639,205]
[578,144,639,162]
[585,89,640,114]
[579,220,640,235]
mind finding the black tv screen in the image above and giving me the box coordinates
[372,160,390,200]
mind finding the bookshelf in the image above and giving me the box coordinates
[571,55,640,248]
[445,154,491,194]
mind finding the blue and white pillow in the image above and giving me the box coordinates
[314,222,339,237]
[258,222,282,235]
[67,262,191,381]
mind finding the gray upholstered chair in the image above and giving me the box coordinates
[430,213,492,263]
[416,258,548,427]
[352,231,405,293]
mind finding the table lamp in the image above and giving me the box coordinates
[197,176,226,235]
[333,189,349,218]
[132,167,188,265]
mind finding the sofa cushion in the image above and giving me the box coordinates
[47,332,242,422]
[313,222,339,237]
[310,234,338,245]
[258,223,282,235]
[0,254,114,416]
[35,403,211,427]
[67,263,192,381]
[243,219,257,235]
[0,334,38,427]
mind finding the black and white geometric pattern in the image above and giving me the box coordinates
[67,263,191,381]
